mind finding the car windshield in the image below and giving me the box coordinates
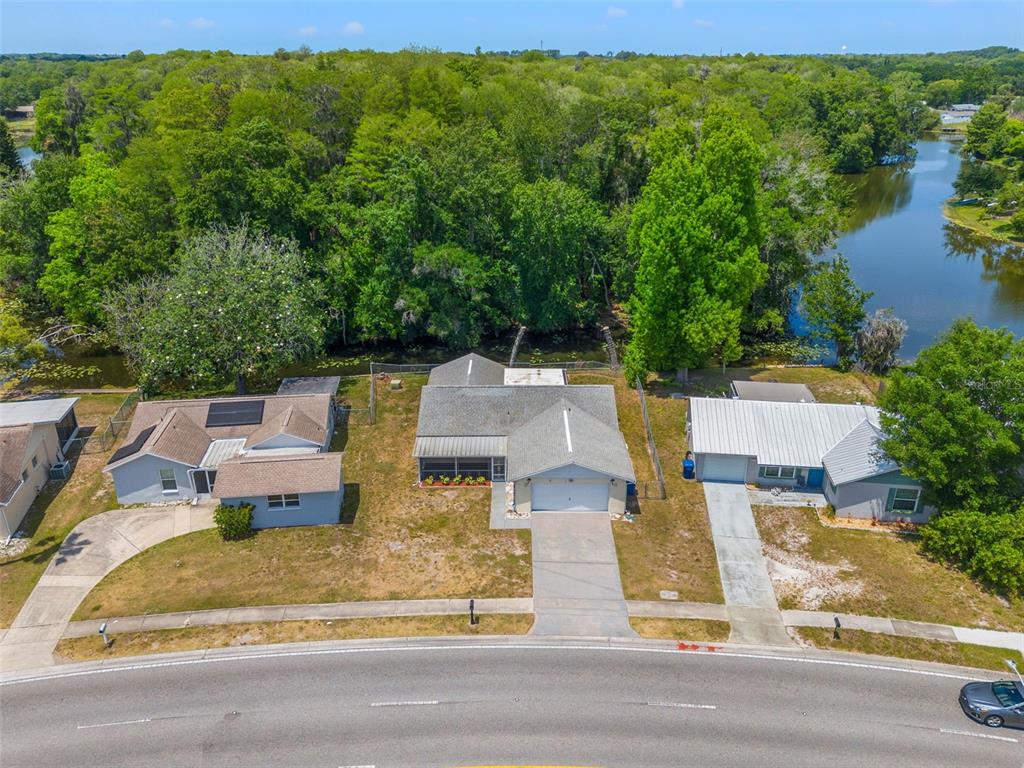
[992,681,1024,707]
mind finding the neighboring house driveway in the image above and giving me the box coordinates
[530,512,636,637]
[703,482,794,646]
[0,504,214,673]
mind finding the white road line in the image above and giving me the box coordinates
[647,701,717,710]
[939,728,1019,744]
[338,764,376,768]
[77,718,151,730]
[370,700,439,708]
[3,643,988,686]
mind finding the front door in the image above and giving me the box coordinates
[806,468,824,488]
[191,470,217,496]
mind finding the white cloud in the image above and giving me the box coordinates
[341,20,364,36]
[188,17,215,30]
[606,6,627,18]
[692,18,714,28]
[672,0,685,8]
[298,25,317,36]
[158,18,175,30]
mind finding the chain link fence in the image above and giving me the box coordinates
[65,389,141,455]
[634,377,667,500]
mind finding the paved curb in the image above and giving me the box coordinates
[2,634,1003,686]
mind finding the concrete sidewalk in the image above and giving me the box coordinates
[703,482,793,646]
[0,504,214,672]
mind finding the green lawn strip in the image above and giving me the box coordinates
[629,618,731,642]
[796,627,1024,672]
[944,202,1023,245]
[55,614,534,663]
[0,394,128,627]
[73,374,531,620]
[756,506,1024,631]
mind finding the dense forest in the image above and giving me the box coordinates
[0,47,1021,378]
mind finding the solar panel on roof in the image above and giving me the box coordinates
[108,425,156,465]
[205,399,265,428]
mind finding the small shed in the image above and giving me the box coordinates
[277,376,341,399]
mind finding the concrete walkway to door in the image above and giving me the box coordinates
[703,482,794,646]
[530,512,636,637]
[0,504,214,672]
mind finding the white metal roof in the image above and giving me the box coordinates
[0,397,78,427]
[688,397,881,468]
[821,420,899,485]
[412,435,507,458]
[503,368,566,386]
[730,380,816,403]
[198,438,247,469]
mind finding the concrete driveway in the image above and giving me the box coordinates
[0,504,213,672]
[703,482,793,646]
[530,512,635,637]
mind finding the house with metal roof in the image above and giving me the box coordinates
[687,397,931,522]
[104,394,343,528]
[0,397,79,540]
[415,354,635,514]
[730,380,816,403]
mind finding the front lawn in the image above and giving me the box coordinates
[756,506,1024,631]
[74,375,532,620]
[569,372,723,604]
[0,393,128,627]
[55,614,533,662]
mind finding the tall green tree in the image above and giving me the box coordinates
[800,256,872,369]
[624,118,766,381]
[104,222,325,394]
[880,320,1024,512]
[0,118,21,176]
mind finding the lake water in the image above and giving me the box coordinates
[16,146,40,167]
[828,136,1024,357]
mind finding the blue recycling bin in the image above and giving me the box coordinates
[682,457,695,480]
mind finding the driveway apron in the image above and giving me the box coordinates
[703,482,794,646]
[0,504,213,672]
[530,512,636,637]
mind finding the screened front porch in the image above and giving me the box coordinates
[418,456,505,482]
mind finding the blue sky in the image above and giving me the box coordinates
[2,1,1021,56]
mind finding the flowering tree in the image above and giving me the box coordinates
[105,222,325,393]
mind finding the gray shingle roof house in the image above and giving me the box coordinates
[0,398,79,540]
[415,354,634,514]
[687,397,931,522]
[104,394,343,529]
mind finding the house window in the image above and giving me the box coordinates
[492,457,506,482]
[268,493,301,509]
[31,455,38,468]
[760,466,797,480]
[159,468,177,492]
[888,488,920,513]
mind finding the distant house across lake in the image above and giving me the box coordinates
[4,105,34,120]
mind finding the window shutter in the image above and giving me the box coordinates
[885,487,897,512]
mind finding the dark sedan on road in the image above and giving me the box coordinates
[960,679,1024,728]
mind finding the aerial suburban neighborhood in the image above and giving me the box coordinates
[1,3,1023,766]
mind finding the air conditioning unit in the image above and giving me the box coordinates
[49,461,71,481]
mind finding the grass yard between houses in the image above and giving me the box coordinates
[568,372,723,604]
[756,506,1024,631]
[677,366,882,405]
[0,393,128,627]
[629,618,731,643]
[55,614,534,663]
[795,628,1024,673]
[74,375,532,620]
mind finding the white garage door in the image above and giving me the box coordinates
[701,454,748,483]
[532,481,610,511]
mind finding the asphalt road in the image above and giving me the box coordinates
[2,640,1022,767]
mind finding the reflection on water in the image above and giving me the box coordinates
[827,137,1024,357]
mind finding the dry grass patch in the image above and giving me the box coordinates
[0,393,127,627]
[795,627,1024,672]
[74,376,531,620]
[680,366,882,405]
[569,372,722,604]
[630,618,731,642]
[55,614,533,663]
[757,506,1024,630]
